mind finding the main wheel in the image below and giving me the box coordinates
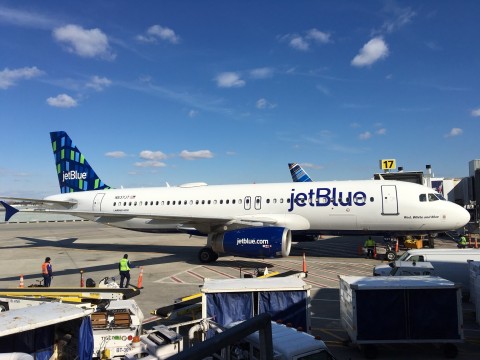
[385,250,396,261]
[198,247,218,263]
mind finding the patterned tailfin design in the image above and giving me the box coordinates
[288,163,313,182]
[50,131,111,193]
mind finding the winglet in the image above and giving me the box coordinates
[50,131,111,193]
[0,201,19,221]
[288,163,313,182]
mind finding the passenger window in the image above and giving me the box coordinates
[419,194,426,202]
[370,197,374,202]
[196,200,200,205]
[238,199,242,204]
[202,200,205,205]
[226,199,229,204]
[184,200,187,205]
[232,199,236,204]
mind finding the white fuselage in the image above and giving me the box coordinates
[44,180,470,236]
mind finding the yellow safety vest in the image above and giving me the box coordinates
[119,258,130,271]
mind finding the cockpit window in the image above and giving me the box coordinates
[419,194,426,202]
[428,193,440,201]
[436,193,446,200]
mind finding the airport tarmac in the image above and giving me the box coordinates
[0,220,479,359]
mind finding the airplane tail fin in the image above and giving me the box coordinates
[50,131,111,193]
[288,163,313,182]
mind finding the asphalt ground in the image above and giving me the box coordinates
[0,220,479,359]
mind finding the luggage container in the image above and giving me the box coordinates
[339,275,463,359]
[201,277,311,334]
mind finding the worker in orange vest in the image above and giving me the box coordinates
[42,257,53,287]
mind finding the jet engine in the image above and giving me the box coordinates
[210,226,292,259]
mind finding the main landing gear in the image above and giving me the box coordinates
[198,247,219,263]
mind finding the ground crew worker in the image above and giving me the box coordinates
[119,254,134,288]
[42,257,53,287]
[458,235,467,249]
[364,237,376,259]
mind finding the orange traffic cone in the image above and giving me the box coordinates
[475,237,478,249]
[357,244,363,256]
[302,253,307,274]
[373,245,377,259]
[395,239,399,253]
[137,266,144,289]
[19,274,24,288]
[80,269,84,287]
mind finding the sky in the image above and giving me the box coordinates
[1,0,480,198]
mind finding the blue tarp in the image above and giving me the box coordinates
[78,317,94,360]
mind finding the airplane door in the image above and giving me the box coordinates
[381,185,399,215]
[244,196,251,210]
[255,196,262,210]
[93,193,105,212]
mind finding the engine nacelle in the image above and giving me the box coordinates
[211,227,292,258]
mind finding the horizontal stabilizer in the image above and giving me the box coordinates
[0,201,19,221]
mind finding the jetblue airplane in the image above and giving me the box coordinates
[0,131,470,263]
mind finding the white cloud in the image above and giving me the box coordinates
[139,150,167,160]
[289,36,309,51]
[134,160,166,167]
[86,75,111,91]
[137,25,180,44]
[471,108,480,117]
[188,109,199,118]
[215,72,245,88]
[0,5,58,29]
[359,131,372,140]
[46,94,77,108]
[351,37,389,67]
[445,128,463,138]
[299,162,323,170]
[105,151,126,158]
[250,67,274,79]
[0,66,43,89]
[380,6,416,34]
[180,150,213,160]
[280,29,331,51]
[256,98,277,110]
[376,128,387,135]
[53,24,115,60]
[306,28,331,44]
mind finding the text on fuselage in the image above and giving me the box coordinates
[288,187,367,212]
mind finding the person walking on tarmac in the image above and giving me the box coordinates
[458,234,468,249]
[42,257,53,287]
[119,254,135,288]
[364,237,376,259]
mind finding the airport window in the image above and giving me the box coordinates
[419,194,427,202]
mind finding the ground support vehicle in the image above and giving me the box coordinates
[339,275,463,359]
[374,248,480,299]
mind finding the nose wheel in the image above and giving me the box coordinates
[198,247,219,263]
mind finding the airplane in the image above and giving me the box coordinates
[0,131,470,263]
[288,163,312,182]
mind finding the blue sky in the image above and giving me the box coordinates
[1,1,480,198]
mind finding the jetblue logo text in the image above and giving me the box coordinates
[288,187,367,212]
[62,170,87,182]
[236,238,270,245]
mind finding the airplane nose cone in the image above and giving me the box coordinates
[455,206,471,229]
